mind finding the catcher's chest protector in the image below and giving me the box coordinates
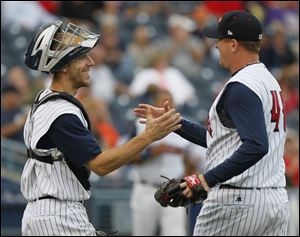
[27,90,91,190]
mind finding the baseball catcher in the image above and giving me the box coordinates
[154,175,209,207]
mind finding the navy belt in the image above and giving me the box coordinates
[32,195,84,203]
[33,195,57,201]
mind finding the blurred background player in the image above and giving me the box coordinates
[130,88,190,236]
[128,49,196,108]
[1,84,27,142]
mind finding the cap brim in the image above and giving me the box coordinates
[202,24,220,39]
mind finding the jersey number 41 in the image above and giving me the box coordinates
[270,90,286,132]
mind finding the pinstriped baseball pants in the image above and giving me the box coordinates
[193,187,290,236]
[22,199,96,236]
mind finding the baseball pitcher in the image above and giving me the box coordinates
[134,10,290,236]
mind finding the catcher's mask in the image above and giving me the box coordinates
[25,20,100,73]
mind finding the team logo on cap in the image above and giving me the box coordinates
[258,34,263,40]
[227,30,233,35]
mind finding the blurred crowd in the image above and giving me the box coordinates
[1,1,299,189]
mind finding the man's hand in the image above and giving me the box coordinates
[144,107,182,142]
[180,174,210,200]
[133,101,172,124]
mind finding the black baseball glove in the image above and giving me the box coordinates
[154,175,208,208]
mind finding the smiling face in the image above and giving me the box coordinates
[66,52,95,89]
[51,31,95,89]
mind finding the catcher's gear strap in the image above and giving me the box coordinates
[26,147,63,164]
[27,89,92,190]
[30,89,91,129]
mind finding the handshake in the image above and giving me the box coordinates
[154,174,209,208]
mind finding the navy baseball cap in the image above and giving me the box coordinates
[203,10,263,41]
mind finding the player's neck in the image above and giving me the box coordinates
[230,54,260,75]
[50,79,77,96]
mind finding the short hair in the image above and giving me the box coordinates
[51,32,83,79]
[238,41,261,53]
[51,32,82,52]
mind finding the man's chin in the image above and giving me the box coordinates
[218,61,227,70]
[75,80,90,89]
[83,76,91,85]
[82,81,90,88]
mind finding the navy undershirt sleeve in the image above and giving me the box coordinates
[175,119,207,147]
[37,114,101,167]
[203,82,269,187]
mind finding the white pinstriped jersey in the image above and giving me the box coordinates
[21,89,91,201]
[206,63,286,188]
[194,62,290,236]
[132,120,189,184]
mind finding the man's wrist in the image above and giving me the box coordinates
[198,174,210,191]
[139,131,154,144]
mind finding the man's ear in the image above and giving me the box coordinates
[230,39,238,53]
